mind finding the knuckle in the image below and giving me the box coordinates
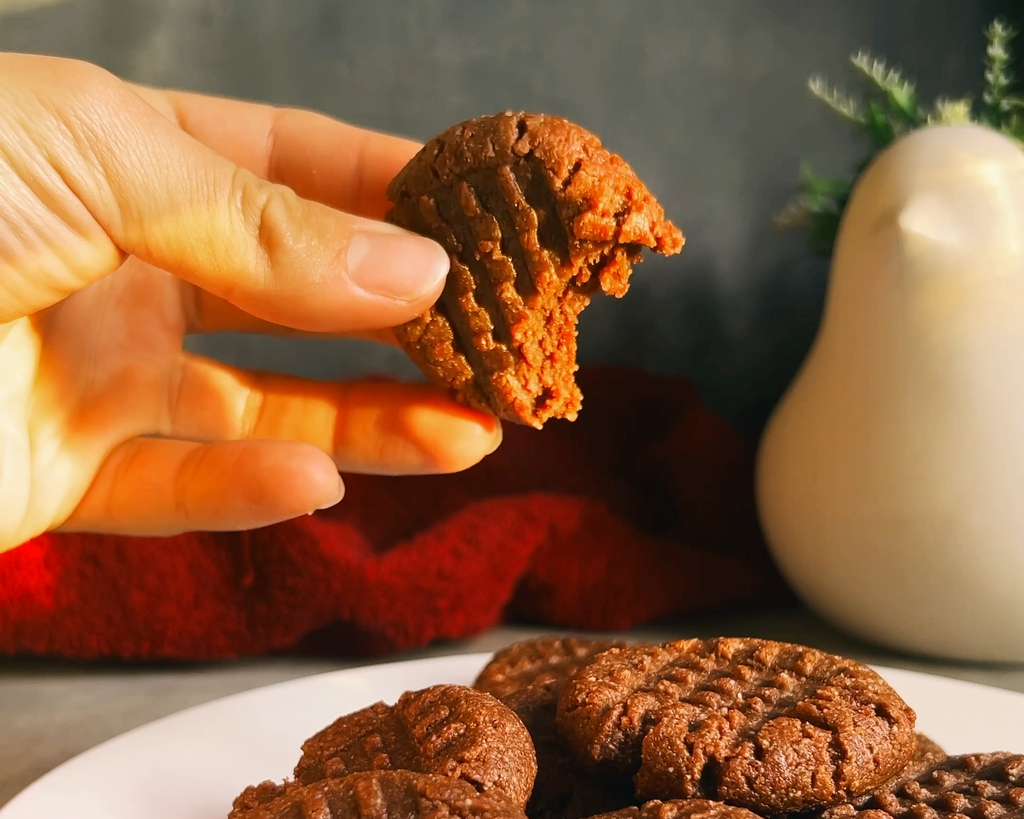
[239,382,268,439]
[32,59,133,151]
[172,445,210,525]
[228,167,305,287]
[2,56,122,151]
[53,57,118,92]
[100,440,144,522]
[0,60,127,313]
[16,56,121,109]
[329,383,354,458]
[66,61,122,106]
[164,357,186,437]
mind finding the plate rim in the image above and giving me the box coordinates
[4,650,1024,814]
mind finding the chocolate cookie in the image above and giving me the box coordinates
[851,733,948,816]
[504,679,634,819]
[229,770,528,819]
[556,638,917,814]
[820,753,1024,819]
[385,111,684,428]
[294,684,536,807]
[231,781,290,818]
[474,636,628,700]
[912,734,946,766]
[589,799,764,819]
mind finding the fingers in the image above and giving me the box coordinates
[180,284,399,345]
[0,54,446,330]
[166,353,502,475]
[61,437,344,537]
[131,84,420,221]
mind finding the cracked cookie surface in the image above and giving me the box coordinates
[556,638,917,814]
[385,111,684,428]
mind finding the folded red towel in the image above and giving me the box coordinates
[0,368,784,660]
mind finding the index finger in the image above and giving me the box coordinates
[131,84,420,219]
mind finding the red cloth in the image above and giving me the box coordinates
[0,368,785,660]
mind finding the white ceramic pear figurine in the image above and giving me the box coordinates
[757,124,1024,663]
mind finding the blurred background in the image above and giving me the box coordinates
[0,0,1018,437]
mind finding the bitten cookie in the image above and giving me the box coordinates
[820,753,1024,819]
[556,638,917,814]
[474,636,628,700]
[385,111,684,428]
[229,770,528,819]
[293,684,536,807]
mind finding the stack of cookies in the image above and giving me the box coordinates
[228,637,1024,819]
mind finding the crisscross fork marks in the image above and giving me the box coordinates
[292,685,535,807]
[396,158,563,418]
[348,774,386,819]
[557,638,917,815]
[296,786,331,819]
[824,754,1024,819]
[474,636,627,700]
[638,640,873,744]
[393,685,537,803]
[413,154,585,419]
[229,771,530,819]
[385,111,683,427]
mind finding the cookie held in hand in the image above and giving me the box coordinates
[386,112,684,428]
[556,638,918,814]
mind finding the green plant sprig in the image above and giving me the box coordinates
[780,17,1024,256]
[982,18,1024,132]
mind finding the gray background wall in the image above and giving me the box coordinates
[0,0,1018,437]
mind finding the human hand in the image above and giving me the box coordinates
[0,53,501,553]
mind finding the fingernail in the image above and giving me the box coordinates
[317,473,345,510]
[347,231,450,302]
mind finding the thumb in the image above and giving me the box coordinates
[0,54,447,331]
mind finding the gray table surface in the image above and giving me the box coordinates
[3,607,1024,808]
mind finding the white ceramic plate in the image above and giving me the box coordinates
[3,653,1024,819]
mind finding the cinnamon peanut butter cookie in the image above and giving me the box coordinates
[504,679,633,819]
[588,799,764,819]
[820,753,1024,819]
[385,112,684,428]
[474,636,627,700]
[912,734,946,766]
[294,684,536,807]
[556,638,917,814]
[229,770,528,819]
